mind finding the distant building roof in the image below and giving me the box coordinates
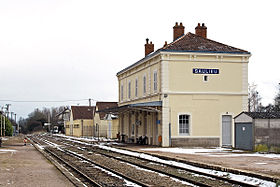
[117,32,250,75]
[235,112,280,119]
[71,106,95,120]
[96,102,118,119]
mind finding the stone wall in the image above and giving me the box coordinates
[171,137,219,147]
[255,118,280,152]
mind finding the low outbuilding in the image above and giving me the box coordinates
[234,112,280,152]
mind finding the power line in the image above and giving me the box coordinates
[0,99,96,103]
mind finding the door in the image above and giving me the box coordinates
[235,123,253,150]
[222,115,232,147]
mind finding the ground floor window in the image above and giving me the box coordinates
[179,114,190,134]
[74,124,79,128]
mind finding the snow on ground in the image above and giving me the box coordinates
[0,149,17,152]
[54,134,115,142]
[98,145,276,187]
[141,147,280,159]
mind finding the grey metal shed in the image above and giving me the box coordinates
[234,112,280,151]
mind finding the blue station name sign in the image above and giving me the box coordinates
[193,68,219,74]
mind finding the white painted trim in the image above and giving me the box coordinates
[160,51,251,58]
[177,112,192,136]
[117,51,250,78]
[172,136,219,138]
[159,58,249,64]
[165,91,247,96]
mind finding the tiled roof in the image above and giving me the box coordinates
[71,106,95,120]
[117,32,250,75]
[162,32,250,54]
[96,102,118,119]
[241,112,280,119]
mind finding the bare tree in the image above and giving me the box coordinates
[248,83,262,112]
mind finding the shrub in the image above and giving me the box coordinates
[270,146,280,153]
[254,144,268,152]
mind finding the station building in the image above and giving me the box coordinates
[94,102,119,138]
[107,22,251,147]
[65,106,95,137]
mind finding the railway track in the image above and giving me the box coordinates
[29,134,277,187]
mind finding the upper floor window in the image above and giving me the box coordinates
[135,78,138,97]
[128,81,131,99]
[179,114,190,135]
[153,71,157,92]
[121,84,124,101]
[143,75,146,95]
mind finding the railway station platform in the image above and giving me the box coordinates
[113,144,280,181]
[0,136,74,187]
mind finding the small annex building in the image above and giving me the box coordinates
[102,22,251,147]
[65,106,95,137]
[94,102,119,138]
[234,112,280,151]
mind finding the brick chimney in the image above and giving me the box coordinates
[195,23,207,38]
[173,22,185,41]
[145,38,154,56]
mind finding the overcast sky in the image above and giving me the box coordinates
[0,0,279,119]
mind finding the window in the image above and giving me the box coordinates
[121,84,124,101]
[128,81,131,99]
[153,71,157,92]
[179,114,189,134]
[143,75,146,94]
[74,124,79,128]
[135,79,138,97]
[204,75,208,82]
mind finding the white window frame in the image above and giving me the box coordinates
[128,80,131,100]
[178,113,191,135]
[153,70,158,92]
[143,75,146,95]
[135,78,138,98]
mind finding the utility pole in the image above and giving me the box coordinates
[0,107,3,136]
[1,114,2,137]
[5,104,11,120]
[3,115,5,137]
[15,113,18,135]
[11,112,14,122]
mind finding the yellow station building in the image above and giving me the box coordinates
[65,106,95,137]
[106,22,251,147]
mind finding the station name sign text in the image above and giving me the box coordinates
[193,68,219,74]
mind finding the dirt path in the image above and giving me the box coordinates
[0,136,74,187]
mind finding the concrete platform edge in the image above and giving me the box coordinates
[113,145,280,182]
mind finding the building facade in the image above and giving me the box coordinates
[94,102,118,138]
[116,22,251,147]
[65,106,95,137]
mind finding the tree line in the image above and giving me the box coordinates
[18,106,66,134]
